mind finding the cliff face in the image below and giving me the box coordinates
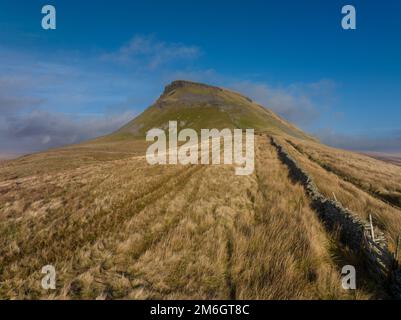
[161,80,223,96]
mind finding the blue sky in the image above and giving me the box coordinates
[0,0,400,154]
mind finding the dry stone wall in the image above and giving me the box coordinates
[270,137,401,298]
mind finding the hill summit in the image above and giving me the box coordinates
[114,80,315,141]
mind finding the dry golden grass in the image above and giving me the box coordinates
[286,137,401,208]
[277,136,401,252]
[0,135,371,299]
[0,80,390,299]
[231,137,370,299]
[0,138,149,180]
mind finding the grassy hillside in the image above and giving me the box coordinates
[0,136,373,299]
[1,80,400,299]
[286,139,401,208]
[115,80,315,140]
[278,136,401,252]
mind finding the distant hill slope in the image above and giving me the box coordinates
[0,80,316,179]
[111,80,315,141]
[362,152,401,167]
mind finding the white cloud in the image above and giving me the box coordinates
[0,45,155,154]
[0,109,136,153]
[229,81,326,126]
[100,35,201,69]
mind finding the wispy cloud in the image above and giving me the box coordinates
[0,34,206,154]
[0,110,135,153]
[229,80,337,126]
[0,77,45,113]
[0,44,148,153]
[100,35,201,69]
[317,128,401,153]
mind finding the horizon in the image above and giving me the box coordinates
[0,0,400,154]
